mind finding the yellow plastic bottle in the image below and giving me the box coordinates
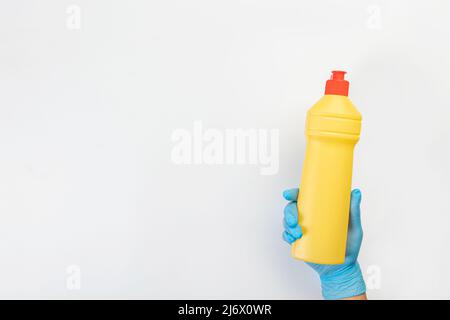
[291,71,362,264]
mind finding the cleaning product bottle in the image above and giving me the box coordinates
[291,70,362,264]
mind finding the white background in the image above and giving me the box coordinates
[1,0,450,299]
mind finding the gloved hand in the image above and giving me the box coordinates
[282,188,366,300]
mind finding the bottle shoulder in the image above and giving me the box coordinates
[308,95,362,120]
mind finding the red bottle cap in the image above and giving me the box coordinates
[325,70,349,96]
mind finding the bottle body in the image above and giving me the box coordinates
[291,94,361,264]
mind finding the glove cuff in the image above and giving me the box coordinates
[319,262,366,300]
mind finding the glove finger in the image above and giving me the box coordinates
[349,188,362,230]
[283,231,296,244]
[283,202,298,227]
[283,188,299,202]
[284,220,303,239]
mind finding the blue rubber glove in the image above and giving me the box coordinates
[282,188,366,300]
